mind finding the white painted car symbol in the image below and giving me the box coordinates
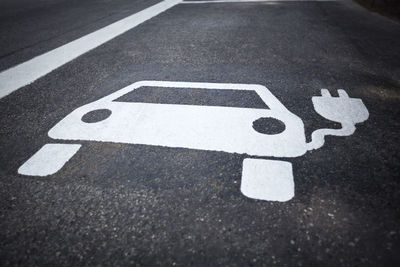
[49,81,307,157]
[18,81,369,202]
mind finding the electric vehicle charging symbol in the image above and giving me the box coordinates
[18,81,369,202]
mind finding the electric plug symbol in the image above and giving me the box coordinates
[307,89,369,150]
[313,89,369,125]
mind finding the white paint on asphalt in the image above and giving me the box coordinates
[0,0,182,99]
[20,81,305,201]
[18,82,369,202]
[241,158,294,202]
[307,89,369,150]
[182,0,335,4]
[18,144,81,176]
[47,81,307,157]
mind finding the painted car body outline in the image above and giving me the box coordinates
[48,81,307,158]
[18,80,369,202]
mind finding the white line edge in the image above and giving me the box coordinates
[0,0,182,99]
[182,0,336,4]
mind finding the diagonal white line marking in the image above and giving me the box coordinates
[182,0,336,3]
[0,0,182,99]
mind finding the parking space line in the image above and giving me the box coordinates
[0,0,182,99]
[182,0,336,4]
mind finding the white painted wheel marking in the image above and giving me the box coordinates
[18,144,81,176]
[241,158,294,202]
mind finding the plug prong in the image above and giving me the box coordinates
[321,89,331,97]
[338,89,349,98]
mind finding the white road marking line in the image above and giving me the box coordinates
[18,144,81,176]
[241,158,294,202]
[0,0,182,99]
[182,0,336,4]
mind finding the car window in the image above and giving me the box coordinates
[114,86,269,109]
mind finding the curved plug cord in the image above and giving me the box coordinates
[306,122,356,150]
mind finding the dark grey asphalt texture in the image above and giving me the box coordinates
[1,0,400,266]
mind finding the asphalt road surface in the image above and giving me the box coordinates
[1,0,400,266]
